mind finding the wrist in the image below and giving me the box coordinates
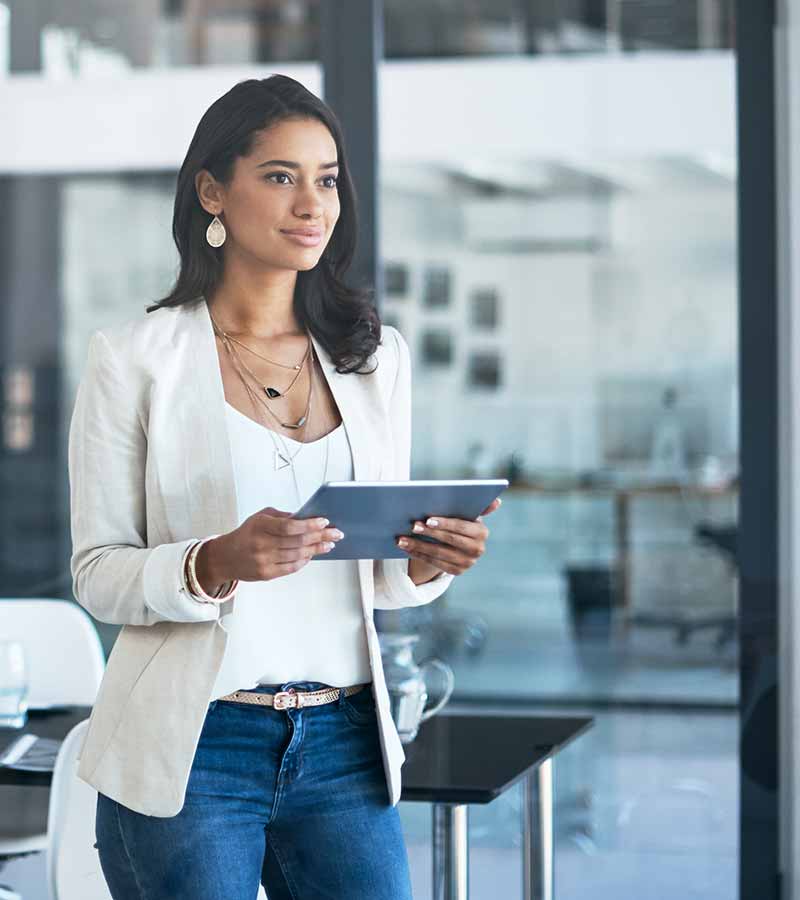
[408,557,443,585]
[194,536,232,596]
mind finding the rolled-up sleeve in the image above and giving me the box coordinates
[68,330,226,626]
[372,327,454,609]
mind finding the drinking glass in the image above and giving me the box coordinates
[0,641,28,729]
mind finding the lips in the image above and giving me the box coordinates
[280,228,323,248]
[281,229,322,237]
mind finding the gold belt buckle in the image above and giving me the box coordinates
[273,689,300,710]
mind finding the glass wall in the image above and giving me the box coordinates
[0,1,734,78]
[376,29,738,900]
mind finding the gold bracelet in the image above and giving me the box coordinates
[186,536,238,604]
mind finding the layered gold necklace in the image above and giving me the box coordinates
[209,313,333,489]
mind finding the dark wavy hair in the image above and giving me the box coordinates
[146,74,380,374]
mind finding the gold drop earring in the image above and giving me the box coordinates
[206,214,226,248]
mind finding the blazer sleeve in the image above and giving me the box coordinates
[68,330,225,626]
[372,326,455,609]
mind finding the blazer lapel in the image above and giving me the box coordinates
[178,298,380,617]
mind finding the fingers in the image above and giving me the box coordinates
[405,525,475,554]
[399,532,477,564]
[397,540,466,576]
[409,516,489,543]
[269,559,309,577]
[261,507,294,517]
[479,497,503,517]
[272,540,336,564]
[270,527,344,550]
[258,511,330,537]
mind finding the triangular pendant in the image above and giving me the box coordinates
[275,449,291,470]
[264,386,282,399]
[284,415,307,429]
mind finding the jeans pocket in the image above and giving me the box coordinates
[342,687,377,727]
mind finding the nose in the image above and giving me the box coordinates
[293,183,325,221]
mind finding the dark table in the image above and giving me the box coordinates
[400,713,593,900]
[0,707,89,787]
[2,709,592,900]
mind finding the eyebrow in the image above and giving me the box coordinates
[255,159,339,170]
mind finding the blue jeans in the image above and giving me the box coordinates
[95,680,413,900]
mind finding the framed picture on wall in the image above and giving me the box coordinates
[470,287,499,329]
[384,262,408,297]
[420,329,453,366]
[423,265,450,308]
[467,352,501,389]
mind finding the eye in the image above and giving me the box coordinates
[264,172,339,189]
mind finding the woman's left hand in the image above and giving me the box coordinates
[397,496,502,577]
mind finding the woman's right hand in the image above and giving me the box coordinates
[208,507,345,585]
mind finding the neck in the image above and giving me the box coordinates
[207,256,301,339]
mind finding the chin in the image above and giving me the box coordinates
[299,258,323,271]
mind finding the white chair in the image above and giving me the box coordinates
[47,719,269,900]
[0,599,105,709]
[0,600,105,861]
[45,719,109,900]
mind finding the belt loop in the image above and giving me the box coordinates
[337,687,346,708]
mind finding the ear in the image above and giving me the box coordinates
[195,169,224,216]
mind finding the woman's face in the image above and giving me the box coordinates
[196,117,341,271]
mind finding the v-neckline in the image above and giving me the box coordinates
[224,400,344,447]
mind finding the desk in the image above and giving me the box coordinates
[508,481,738,624]
[400,713,592,900]
[2,709,592,900]
[0,707,88,788]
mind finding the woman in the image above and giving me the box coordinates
[69,75,499,900]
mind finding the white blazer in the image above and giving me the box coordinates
[68,297,453,817]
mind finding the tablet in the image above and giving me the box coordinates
[292,479,509,560]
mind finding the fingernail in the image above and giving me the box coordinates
[317,518,329,527]
[426,518,439,528]
[412,522,424,533]
[332,530,344,540]
[398,538,409,548]
[324,542,334,551]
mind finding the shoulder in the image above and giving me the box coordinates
[92,304,184,365]
[376,324,410,375]
[367,324,410,399]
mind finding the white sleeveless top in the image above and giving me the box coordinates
[207,402,372,701]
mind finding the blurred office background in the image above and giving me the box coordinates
[0,1,745,898]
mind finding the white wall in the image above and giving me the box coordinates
[0,53,734,173]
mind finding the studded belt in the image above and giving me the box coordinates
[216,683,368,711]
